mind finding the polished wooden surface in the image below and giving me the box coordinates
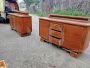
[49,36,62,45]
[63,24,88,52]
[49,29,62,39]
[11,10,29,15]
[40,17,90,26]
[49,14,89,20]
[39,15,90,58]
[9,13,32,37]
[39,19,50,40]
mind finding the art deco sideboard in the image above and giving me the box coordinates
[39,15,90,58]
[9,13,32,37]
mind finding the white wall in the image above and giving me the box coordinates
[0,0,6,18]
[0,0,5,11]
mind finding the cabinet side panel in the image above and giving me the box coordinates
[83,27,90,51]
[39,19,50,40]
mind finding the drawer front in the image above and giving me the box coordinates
[50,23,63,31]
[49,36,62,46]
[49,29,63,39]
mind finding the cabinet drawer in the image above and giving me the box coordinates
[49,36,62,45]
[49,29,63,39]
[50,23,63,31]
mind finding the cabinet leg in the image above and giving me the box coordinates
[70,51,82,58]
[19,33,31,37]
[11,28,13,30]
[40,38,45,42]
[11,28,16,31]
[11,27,14,30]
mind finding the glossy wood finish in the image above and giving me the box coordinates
[40,17,90,26]
[49,29,62,39]
[9,13,32,37]
[39,15,90,58]
[49,14,89,20]
[12,10,29,15]
[39,19,50,40]
[63,24,88,52]
[49,36,62,45]
[50,23,63,31]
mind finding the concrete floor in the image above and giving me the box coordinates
[0,15,90,68]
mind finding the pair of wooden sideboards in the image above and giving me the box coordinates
[39,14,90,58]
[9,12,32,37]
[8,12,90,57]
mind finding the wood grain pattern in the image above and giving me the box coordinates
[39,19,50,40]
[49,36,62,45]
[9,13,32,37]
[40,17,90,26]
[49,14,89,20]
[49,29,63,39]
[63,24,88,52]
[50,23,63,31]
[39,15,90,58]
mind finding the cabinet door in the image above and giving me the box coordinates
[23,17,32,33]
[15,17,24,34]
[63,24,87,52]
[39,19,50,40]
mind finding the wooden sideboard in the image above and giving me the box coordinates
[9,13,32,37]
[39,15,90,58]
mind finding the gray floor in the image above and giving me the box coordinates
[0,15,90,68]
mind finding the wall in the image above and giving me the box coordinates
[0,0,5,11]
[0,0,6,18]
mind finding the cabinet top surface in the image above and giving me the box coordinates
[49,14,90,20]
[40,17,90,27]
[8,13,30,18]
